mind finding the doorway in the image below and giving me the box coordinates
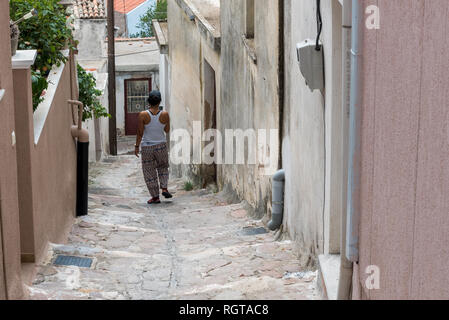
[202,59,217,187]
[124,78,152,136]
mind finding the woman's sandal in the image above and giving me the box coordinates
[147,197,161,204]
[162,190,173,199]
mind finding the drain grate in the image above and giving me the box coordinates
[241,227,269,236]
[53,255,93,268]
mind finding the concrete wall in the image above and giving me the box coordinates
[0,1,24,299]
[220,0,280,216]
[115,11,128,37]
[74,19,107,60]
[354,0,449,300]
[167,0,221,183]
[75,15,110,161]
[283,0,344,264]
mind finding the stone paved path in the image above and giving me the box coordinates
[27,155,319,300]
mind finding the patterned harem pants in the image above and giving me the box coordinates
[141,143,169,198]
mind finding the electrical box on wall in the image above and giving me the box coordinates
[296,39,324,91]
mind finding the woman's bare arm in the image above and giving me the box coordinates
[135,112,149,156]
[160,111,171,134]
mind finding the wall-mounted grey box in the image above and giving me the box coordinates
[296,39,325,91]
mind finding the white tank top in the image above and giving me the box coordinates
[142,110,167,147]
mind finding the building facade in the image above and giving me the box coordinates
[73,0,110,162]
[163,0,221,186]
[157,0,449,300]
[220,0,281,217]
[114,38,160,136]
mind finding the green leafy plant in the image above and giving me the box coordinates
[77,64,110,121]
[130,0,167,38]
[10,0,76,110]
[184,181,194,192]
[31,70,48,111]
[10,0,75,75]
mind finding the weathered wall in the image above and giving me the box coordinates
[0,1,24,300]
[283,0,343,264]
[220,0,280,216]
[115,11,128,37]
[167,0,221,184]
[355,0,449,300]
[74,19,107,60]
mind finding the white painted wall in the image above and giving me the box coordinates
[83,71,109,162]
[158,54,171,111]
[74,19,107,60]
[283,0,344,263]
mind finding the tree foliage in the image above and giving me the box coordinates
[10,0,76,111]
[131,0,167,38]
[10,0,108,120]
[10,0,75,75]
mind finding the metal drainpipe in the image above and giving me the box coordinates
[346,0,362,263]
[337,0,354,301]
[278,0,285,170]
[268,169,285,231]
[268,0,286,232]
[68,100,89,217]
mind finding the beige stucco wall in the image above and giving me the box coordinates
[31,60,77,261]
[0,1,24,300]
[355,0,449,300]
[167,0,221,184]
[220,0,280,216]
[14,53,77,268]
[283,0,344,264]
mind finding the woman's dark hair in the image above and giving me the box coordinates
[148,90,162,106]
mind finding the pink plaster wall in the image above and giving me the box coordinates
[357,0,449,300]
[31,60,77,261]
[0,1,24,300]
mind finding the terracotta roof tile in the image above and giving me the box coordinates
[114,0,148,14]
[74,0,107,19]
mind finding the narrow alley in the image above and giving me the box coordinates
[27,141,318,300]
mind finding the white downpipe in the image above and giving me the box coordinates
[337,0,353,301]
[346,0,361,264]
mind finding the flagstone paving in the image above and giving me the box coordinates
[27,155,319,300]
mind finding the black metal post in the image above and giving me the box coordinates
[108,0,117,155]
[76,141,89,216]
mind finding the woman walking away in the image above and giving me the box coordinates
[135,90,173,204]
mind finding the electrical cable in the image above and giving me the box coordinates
[316,0,326,251]
[315,0,323,51]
